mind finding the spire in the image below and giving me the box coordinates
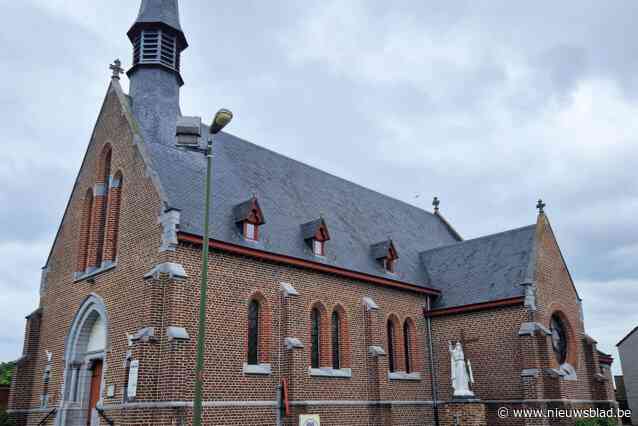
[126,0,188,146]
[127,0,187,86]
[128,0,187,47]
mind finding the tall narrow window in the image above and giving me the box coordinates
[331,311,341,370]
[95,148,111,265]
[311,308,321,369]
[403,321,412,373]
[247,300,260,365]
[104,172,123,263]
[77,189,94,272]
[387,320,396,372]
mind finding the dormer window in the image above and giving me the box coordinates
[233,197,266,242]
[302,218,331,257]
[371,240,399,274]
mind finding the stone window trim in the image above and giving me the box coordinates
[242,363,272,376]
[308,367,352,379]
[73,261,117,283]
[388,371,422,381]
[546,303,579,369]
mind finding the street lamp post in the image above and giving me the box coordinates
[177,109,233,426]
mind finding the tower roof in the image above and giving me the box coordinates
[128,0,187,47]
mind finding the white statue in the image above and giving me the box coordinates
[449,341,475,397]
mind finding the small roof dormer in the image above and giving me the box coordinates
[371,240,399,273]
[301,218,330,256]
[234,197,265,242]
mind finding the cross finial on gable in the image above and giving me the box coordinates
[433,197,440,214]
[536,199,546,214]
[110,59,125,80]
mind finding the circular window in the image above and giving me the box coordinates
[550,314,568,365]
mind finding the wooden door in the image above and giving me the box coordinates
[87,359,103,425]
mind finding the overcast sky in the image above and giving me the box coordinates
[0,0,636,376]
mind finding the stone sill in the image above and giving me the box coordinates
[388,371,421,381]
[243,363,272,375]
[73,262,117,283]
[308,367,352,378]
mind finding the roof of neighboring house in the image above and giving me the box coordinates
[421,225,537,309]
[617,326,638,347]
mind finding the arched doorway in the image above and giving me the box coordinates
[56,294,108,426]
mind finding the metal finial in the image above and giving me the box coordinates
[432,197,440,214]
[109,59,125,80]
[536,199,546,214]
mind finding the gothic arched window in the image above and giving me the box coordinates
[77,189,94,272]
[311,307,321,369]
[403,319,414,373]
[331,310,341,369]
[550,313,568,364]
[247,299,260,365]
[387,319,396,372]
[95,146,112,265]
[104,171,123,263]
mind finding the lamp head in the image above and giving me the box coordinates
[210,109,233,134]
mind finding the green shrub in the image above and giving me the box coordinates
[0,409,15,426]
[0,362,15,386]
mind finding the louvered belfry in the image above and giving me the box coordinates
[127,0,188,85]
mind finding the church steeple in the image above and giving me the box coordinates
[127,0,188,85]
[127,0,188,146]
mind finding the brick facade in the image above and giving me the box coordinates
[8,21,617,426]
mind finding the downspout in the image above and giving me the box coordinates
[425,297,440,426]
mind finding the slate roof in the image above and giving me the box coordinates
[617,326,638,347]
[119,0,540,304]
[131,0,183,32]
[128,0,187,46]
[421,225,537,309]
[143,133,461,289]
[301,218,328,241]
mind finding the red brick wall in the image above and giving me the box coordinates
[431,305,529,401]
[9,82,169,420]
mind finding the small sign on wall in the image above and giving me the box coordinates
[127,360,139,399]
[299,414,320,426]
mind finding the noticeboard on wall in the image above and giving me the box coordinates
[299,414,320,426]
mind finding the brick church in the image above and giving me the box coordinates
[9,1,618,425]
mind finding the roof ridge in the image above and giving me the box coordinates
[420,223,536,255]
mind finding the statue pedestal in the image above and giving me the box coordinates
[439,399,487,426]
